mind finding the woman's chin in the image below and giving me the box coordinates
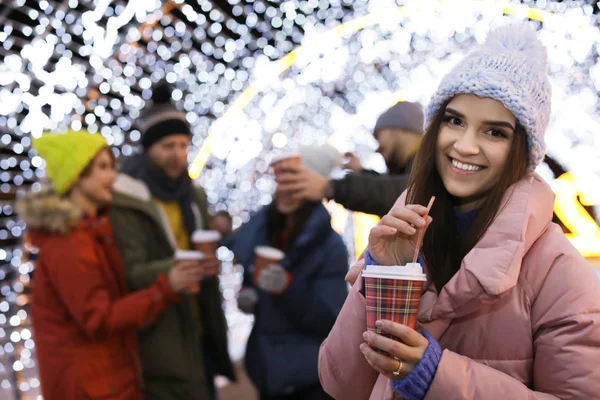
[276,203,300,215]
[445,186,489,210]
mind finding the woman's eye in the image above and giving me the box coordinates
[487,129,506,138]
[443,115,462,126]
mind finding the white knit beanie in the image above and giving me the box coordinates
[425,25,552,170]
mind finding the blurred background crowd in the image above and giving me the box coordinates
[0,0,599,399]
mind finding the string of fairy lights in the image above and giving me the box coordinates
[0,0,600,398]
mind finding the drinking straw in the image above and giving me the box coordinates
[412,196,436,264]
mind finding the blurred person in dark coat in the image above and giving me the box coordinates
[225,145,348,400]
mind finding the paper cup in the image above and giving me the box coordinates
[254,246,285,283]
[270,152,301,176]
[174,250,205,294]
[362,264,426,354]
[174,250,205,260]
[192,230,222,256]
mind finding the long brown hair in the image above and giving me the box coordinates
[407,99,529,292]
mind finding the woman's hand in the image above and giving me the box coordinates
[257,264,291,294]
[345,257,365,286]
[359,320,429,380]
[368,204,432,266]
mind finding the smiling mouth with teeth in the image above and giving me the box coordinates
[450,157,484,172]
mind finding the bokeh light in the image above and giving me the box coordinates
[0,1,599,397]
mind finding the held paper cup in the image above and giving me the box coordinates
[174,250,205,260]
[270,151,301,176]
[362,263,426,354]
[254,246,285,284]
[174,250,205,294]
[192,230,222,256]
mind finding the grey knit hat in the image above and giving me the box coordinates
[374,101,424,134]
[425,25,551,170]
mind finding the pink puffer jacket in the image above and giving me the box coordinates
[319,173,600,399]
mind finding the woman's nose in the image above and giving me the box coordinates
[453,130,479,156]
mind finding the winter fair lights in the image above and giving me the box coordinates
[0,0,600,398]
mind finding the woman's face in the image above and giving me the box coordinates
[75,149,117,206]
[274,187,305,215]
[436,94,517,211]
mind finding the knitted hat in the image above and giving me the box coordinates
[33,130,108,195]
[298,144,341,178]
[374,101,424,134]
[425,25,551,170]
[139,82,191,150]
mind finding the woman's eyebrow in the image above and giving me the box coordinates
[445,107,515,131]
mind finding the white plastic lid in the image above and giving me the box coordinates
[192,230,222,243]
[362,263,426,281]
[255,246,285,260]
[174,249,205,260]
[270,151,301,166]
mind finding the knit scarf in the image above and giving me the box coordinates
[121,154,196,240]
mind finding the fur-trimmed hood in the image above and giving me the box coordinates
[16,188,81,237]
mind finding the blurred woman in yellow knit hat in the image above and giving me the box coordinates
[17,130,204,400]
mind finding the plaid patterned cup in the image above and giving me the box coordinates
[363,264,426,354]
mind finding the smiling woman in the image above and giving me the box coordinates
[319,24,600,400]
[409,94,529,290]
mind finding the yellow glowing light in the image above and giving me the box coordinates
[352,212,380,259]
[324,200,350,235]
[551,172,600,257]
[502,3,550,22]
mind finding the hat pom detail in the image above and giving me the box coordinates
[483,25,547,68]
[151,82,173,104]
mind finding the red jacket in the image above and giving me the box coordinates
[26,204,179,400]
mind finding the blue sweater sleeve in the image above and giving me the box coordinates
[364,249,377,267]
[390,331,442,400]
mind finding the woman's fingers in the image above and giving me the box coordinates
[387,206,428,229]
[405,204,429,215]
[359,343,411,378]
[376,320,429,348]
[345,258,365,285]
[425,215,433,227]
[378,215,417,235]
[369,225,398,240]
[362,330,422,363]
